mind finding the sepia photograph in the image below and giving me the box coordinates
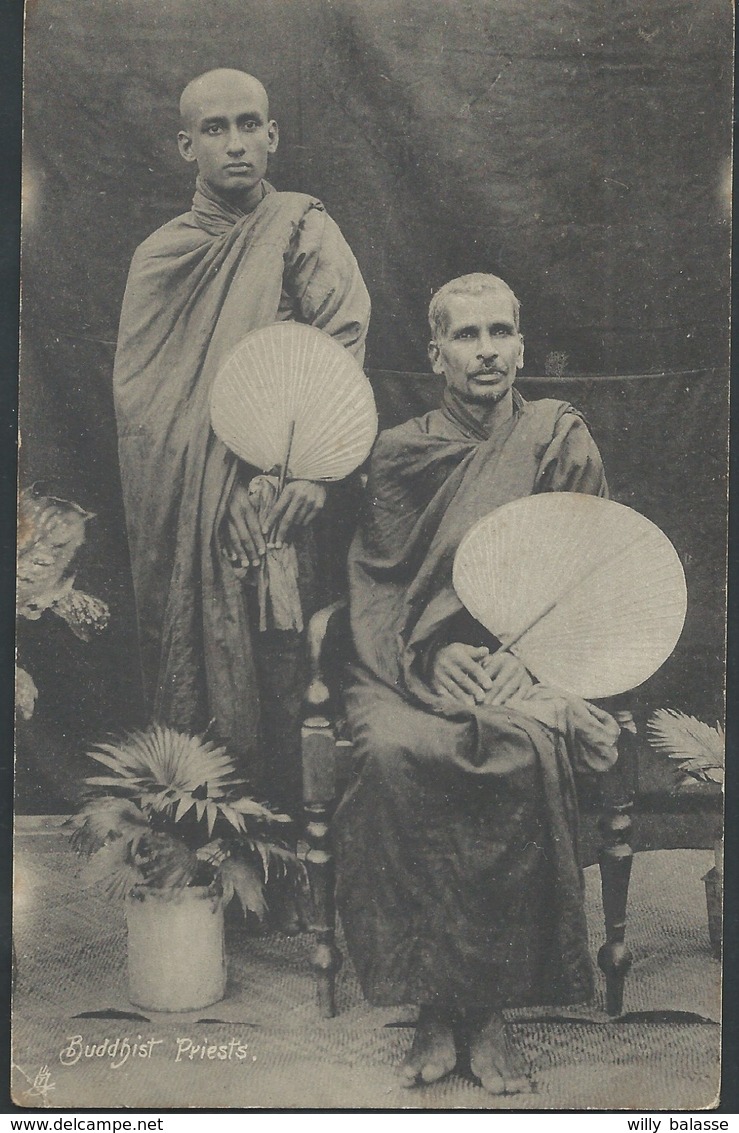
[13,0,731,1112]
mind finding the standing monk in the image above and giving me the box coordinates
[113,70,370,809]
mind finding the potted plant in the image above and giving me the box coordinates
[646,709,724,957]
[67,724,301,1012]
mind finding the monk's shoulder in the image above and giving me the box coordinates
[523,396,590,435]
[373,416,426,457]
[131,211,208,264]
[261,190,326,223]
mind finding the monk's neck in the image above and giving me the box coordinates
[201,177,266,215]
[453,388,515,434]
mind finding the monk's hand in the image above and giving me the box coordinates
[224,481,266,569]
[262,480,327,547]
[480,650,533,707]
[431,643,494,707]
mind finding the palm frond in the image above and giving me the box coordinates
[646,709,725,786]
[231,796,293,824]
[216,803,247,834]
[81,842,141,897]
[72,725,296,911]
[220,856,268,920]
[85,862,142,902]
[131,832,197,888]
[82,726,251,833]
[195,839,230,869]
[85,726,242,798]
[66,797,148,855]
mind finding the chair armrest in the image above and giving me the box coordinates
[303,599,350,727]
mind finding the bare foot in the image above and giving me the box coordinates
[397,1007,458,1087]
[468,1010,532,1096]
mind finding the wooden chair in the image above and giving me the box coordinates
[299,367,723,1019]
[301,598,640,1019]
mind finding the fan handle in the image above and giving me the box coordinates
[497,528,653,655]
[278,419,296,497]
[265,419,297,548]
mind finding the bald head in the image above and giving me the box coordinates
[180,69,270,130]
[177,69,278,203]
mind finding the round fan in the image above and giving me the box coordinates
[210,322,377,481]
[452,493,687,700]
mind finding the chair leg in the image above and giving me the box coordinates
[304,800,342,1018]
[597,801,634,1016]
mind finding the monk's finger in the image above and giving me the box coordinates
[225,516,252,562]
[481,650,513,678]
[287,496,314,530]
[438,676,476,707]
[243,504,267,559]
[273,495,303,544]
[445,664,485,699]
[298,496,321,525]
[488,669,527,706]
[261,491,290,535]
[456,656,494,691]
[229,508,263,566]
[433,670,464,699]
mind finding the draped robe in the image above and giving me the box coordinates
[113,179,370,791]
[334,391,620,1010]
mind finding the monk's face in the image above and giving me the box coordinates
[429,292,524,406]
[178,73,278,200]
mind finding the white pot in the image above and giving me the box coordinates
[126,882,226,1012]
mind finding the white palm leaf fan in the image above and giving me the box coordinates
[210,322,377,484]
[452,493,687,700]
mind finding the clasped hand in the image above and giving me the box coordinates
[224,478,327,568]
[431,643,533,708]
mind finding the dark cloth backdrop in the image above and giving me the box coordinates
[17,0,731,810]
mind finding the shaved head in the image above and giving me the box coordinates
[179,69,270,130]
[177,68,278,203]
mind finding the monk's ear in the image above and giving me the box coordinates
[516,334,525,370]
[267,120,279,155]
[428,340,443,375]
[178,131,197,164]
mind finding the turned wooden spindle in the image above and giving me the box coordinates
[597,802,634,1015]
[302,606,346,1018]
[303,599,346,728]
[303,798,342,1017]
[597,709,637,1016]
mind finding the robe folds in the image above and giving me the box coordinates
[113,178,370,791]
[335,393,620,1010]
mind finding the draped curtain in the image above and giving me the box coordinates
[18,0,731,808]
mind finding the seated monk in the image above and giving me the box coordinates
[333,273,620,1094]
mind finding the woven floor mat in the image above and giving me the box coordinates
[12,839,721,1110]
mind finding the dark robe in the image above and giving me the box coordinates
[114,178,370,801]
[334,391,620,1010]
